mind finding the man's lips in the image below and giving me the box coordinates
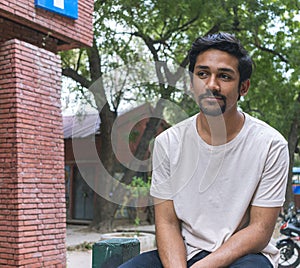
[201,96,224,101]
[198,90,226,104]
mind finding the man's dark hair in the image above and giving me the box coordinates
[189,32,253,87]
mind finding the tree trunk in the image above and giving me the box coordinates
[285,102,300,209]
[120,98,166,184]
[91,102,119,230]
[87,41,121,229]
[114,96,168,225]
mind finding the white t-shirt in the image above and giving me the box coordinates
[150,113,289,267]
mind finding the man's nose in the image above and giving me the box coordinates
[207,75,220,91]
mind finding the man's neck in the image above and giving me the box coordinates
[196,111,245,146]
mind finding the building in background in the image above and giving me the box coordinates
[63,103,169,222]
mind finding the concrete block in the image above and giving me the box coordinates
[92,238,140,268]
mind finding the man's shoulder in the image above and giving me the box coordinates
[155,114,197,142]
[245,113,287,144]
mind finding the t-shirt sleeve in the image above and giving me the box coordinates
[150,136,173,200]
[251,138,289,207]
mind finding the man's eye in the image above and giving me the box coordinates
[197,72,208,78]
[220,74,231,80]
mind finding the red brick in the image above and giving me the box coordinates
[18,246,39,254]
[39,245,57,252]
[18,236,38,243]
[0,16,71,266]
[17,257,39,266]
[0,253,15,260]
[0,0,93,51]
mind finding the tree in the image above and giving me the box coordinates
[62,0,222,229]
[237,1,300,206]
[61,0,300,229]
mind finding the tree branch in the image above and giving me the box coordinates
[62,67,92,88]
[87,38,102,81]
[132,31,159,61]
[253,37,289,63]
[76,49,84,73]
[255,44,288,63]
[162,14,200,42]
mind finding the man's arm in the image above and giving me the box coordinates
[154,197,187,268]
[191,205,280,268]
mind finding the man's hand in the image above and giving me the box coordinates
[190,205,280,268]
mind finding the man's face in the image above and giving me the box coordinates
[191,49,247,116]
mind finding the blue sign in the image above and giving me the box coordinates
[35,0,78,20]
[293,185,300,194]
[293,167,300,174]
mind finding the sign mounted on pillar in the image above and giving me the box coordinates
[35,0,78,19]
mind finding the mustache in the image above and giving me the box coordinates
[198,89,226,101]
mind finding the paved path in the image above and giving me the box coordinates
[66,224,155,268]
[66,221,295,268]
[67,225,102,248]
[67,250,92,268]
[67,225,100,268]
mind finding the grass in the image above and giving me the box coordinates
[67,241,94,251]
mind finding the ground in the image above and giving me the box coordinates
[66,220,283,268]
[66,224,156,268]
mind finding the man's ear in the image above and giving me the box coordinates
[240,79,250,96]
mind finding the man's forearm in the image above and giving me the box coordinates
[156,222,187,268]
[191,206,280,268]
[191,223,269,267]
[154,198,188,268]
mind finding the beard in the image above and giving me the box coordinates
[197,89,227,116]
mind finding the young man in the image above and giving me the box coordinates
[120,32,289,268]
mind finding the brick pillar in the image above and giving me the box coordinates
[0,39,66,267]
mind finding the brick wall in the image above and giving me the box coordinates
[0,17,58,53]
[0,39,66,267]
[0,0,93,50]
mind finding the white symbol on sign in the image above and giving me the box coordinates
[53,0,64,9]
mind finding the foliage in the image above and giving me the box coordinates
[63,0,300,129]
[127,176,151,198]
[237,0,300,138]
[67,241,94,251]
[61,0,300,222]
